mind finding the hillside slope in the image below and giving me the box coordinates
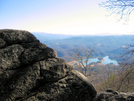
[33,32,134,61]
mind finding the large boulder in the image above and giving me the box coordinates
[0,29,97,101]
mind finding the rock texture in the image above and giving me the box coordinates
[96,89,134,101]
[0,29,97,101]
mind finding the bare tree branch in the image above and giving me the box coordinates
[99,0,134,22]
[70,47,95,76]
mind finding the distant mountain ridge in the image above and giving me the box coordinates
[32,32,134,61]
[32,32,75,41]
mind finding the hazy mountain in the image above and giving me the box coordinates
[32,32,134,61]
[32,32,75,41]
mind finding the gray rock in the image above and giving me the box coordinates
[0,62,40,101]
[0,44,24,70]
[96,90,134,101]
[0,38,6,48]
[20,42,57,64]
[0,29,39,44]
[23,70,96,101]
[40,57,73,82]
[0,29,97,101]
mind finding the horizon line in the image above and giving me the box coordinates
[32,32,134,36]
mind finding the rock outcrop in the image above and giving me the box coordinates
[0,29,97,101]
[96,89,134,101]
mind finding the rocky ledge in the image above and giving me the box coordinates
[96,89,134,101]
[0,29,97,101]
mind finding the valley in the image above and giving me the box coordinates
[33,32,134,63]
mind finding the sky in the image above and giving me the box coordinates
[0,0,134,35]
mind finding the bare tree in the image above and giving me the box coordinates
[70,47,95,76]
[99,0,134,92]
[99,0,134,22]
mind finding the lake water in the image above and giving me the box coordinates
[82,56,118,65]
[101,56,118,65]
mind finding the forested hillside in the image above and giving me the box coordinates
[33,32,133,62]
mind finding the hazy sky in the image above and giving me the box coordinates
[0,0,134,35]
